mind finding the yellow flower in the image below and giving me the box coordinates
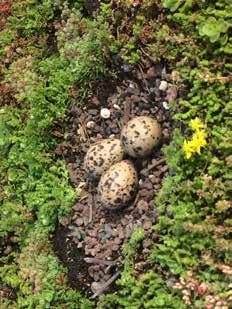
[190,118,205,131]
[183,118,207,159]
[183,140,193,159]
[194,129,207,141]
[193,130,207,150]
[190,135,205,154]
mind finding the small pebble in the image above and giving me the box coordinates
[162,101,169,110]
[147,66,156,78]
[83,216,89,226]
[112,244,119,251]
[114,237,122,245]
[166,277,176,287]
[143,181,153,190]
[91,281,102,293]
[77,242,83,248]
[88,230,97,237]
[137,199,148,207]
[86,121,95,129]
[89,109,98,116]
[140,189,148,197]
[100,108,111,119]
[161,67,167,79]
[159,80,168,91]
[121,218,127,226]
[110,94,118,105]
[93,272,100,282]
[118,227,124,239]
[3,245,12,255]
[143,238,152,247]
[113,104,121,110]
[140,169,149,177]
[148,175,158,184]
[92,96,100,106]
[121,63,132,72]
[161,165,169,173]
[129,82,135,89]
[125,228,132,238]
[96,133,103,139]
[126,86,136,95]
[76,218,84,226]
[135,261,147,271]
[166,85,178,101]
[143,221,152,230]
[150,87,156,93]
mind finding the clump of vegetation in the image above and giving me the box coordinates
[0,1,114,307]
[1,227,93,308]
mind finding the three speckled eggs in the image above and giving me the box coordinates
[83,116,162,209]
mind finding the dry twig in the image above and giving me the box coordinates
[147,158,166,172]
[90,271,121,299]
[84,257,117,266]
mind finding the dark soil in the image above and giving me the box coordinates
[0,235,18,302]
[53,225,92,296]
[0,281,16,301]
[53,59,178,298]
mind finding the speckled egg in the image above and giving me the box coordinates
[98,160,138,208]
[120,116,162,158]
[84,138,124,178]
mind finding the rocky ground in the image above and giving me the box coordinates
[53,59,178,298]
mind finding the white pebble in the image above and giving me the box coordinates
[162,101,169,110]
[113,104,121,110]
[86,121,95,129]
[159,80,168,91]
[100,108,111,119]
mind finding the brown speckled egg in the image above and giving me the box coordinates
[120,116,162,158]
[84,138,124,178]
[98,160,138,208]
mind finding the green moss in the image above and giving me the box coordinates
[0,1,115,307]
[1,227,93,308]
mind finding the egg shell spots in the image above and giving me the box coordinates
[98,160,138,209]
[120,116,162,158]
[84,138,124,178]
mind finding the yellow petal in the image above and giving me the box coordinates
[190,118,205,131]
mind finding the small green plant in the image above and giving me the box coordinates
[56,3,115,97]
[121,41,142,64]
[198,16,230,44]
[163,0,232,53]
[8,0,55,37]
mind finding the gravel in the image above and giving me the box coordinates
[54,61,176,296]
